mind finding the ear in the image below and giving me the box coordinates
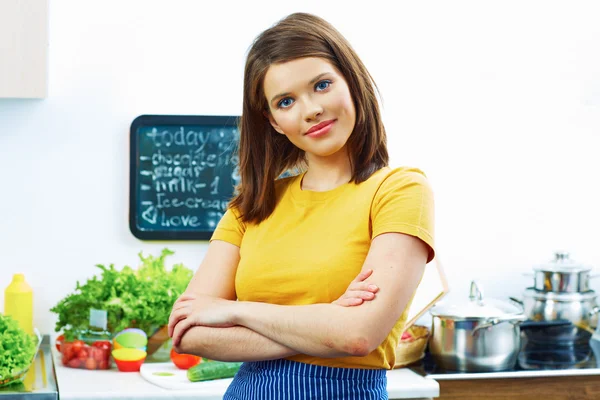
[263,111,285,135]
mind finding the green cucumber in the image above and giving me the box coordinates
[186,361,243,382]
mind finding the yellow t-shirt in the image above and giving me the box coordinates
[210,166,435,369]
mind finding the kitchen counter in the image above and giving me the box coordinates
[410,347,600,400]
[51,346,439,400]
[418,369,600,400]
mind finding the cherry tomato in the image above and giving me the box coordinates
[71,340,84,355]
[85,358,98,370]
[67,358,82,368]
[77,347,89,360]
[89,347,102,362]
[170,348,201,370]
[62,342,74,362]
[55,334,64,352]
[92,341,111,351]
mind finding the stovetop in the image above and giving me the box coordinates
[416,337,600,377]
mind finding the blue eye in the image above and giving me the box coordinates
[277,97,294,109]
[315,80,332,91]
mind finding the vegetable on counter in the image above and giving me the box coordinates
[0,314,37,382]
[50,248,193,341]
[187,361,243,382]
[60,339,112,370]
[170,348,201,370]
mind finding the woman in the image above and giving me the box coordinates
[168,12,435,399]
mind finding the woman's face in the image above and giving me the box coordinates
[263,57,356,159]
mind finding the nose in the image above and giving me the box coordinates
[303,98,323,122]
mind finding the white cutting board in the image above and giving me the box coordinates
[139,362,234,391]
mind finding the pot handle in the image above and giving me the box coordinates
[469,280,484,303]
[471,314,527,336]
[509,297,524,307]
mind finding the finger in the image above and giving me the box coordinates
[174,293,196,305]
[358,291,376,300]
[172,317,194,347]
[346,282,379,294]
[168,307,190,337]
[168,313,189,338]
[352,269,373,283]
[345,297,364,306]
[173,301,192,312]
[345,291,376,300]
[334,297,363,307]
[168,306,186,334]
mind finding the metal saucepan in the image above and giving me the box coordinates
[429,281,526,372]
[531,252,595,293]
[510,290,597,343]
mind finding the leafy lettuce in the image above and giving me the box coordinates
[50,248,193,341]
[0,314,37,380]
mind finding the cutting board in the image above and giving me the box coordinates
[139,362,234,391]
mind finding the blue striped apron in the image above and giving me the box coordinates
[223,358,388,399]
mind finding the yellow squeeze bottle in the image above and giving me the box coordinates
[4,273,34,334]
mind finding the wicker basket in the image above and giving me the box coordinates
[394,325,430,368]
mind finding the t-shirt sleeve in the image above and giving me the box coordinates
[210,207,246,247]
[371,168,435,263]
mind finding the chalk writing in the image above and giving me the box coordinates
[130,116,239,240]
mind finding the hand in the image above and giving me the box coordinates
[333,269,379,307]
[168,294,237,347]
[168,292,198,338]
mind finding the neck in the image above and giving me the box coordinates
[302,147,352,191]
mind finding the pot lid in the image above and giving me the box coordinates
[533,251,592,273]
[430,281,524,319]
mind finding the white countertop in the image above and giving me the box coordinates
[51,347,439,400]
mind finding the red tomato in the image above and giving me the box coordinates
[89,347,102,362]
[67,358,82,368]
[85,358,97,370]
[55,334,64,352]
[77,348,89,360]
[71,340,84,354]
[170,348,201,370]
[400,331,413,341]
[92,341,111,351]
[62,342,74,362]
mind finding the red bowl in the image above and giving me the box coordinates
[113,357,145,372]
[112,348,146,372]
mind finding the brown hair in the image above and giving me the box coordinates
[230,12,389,224]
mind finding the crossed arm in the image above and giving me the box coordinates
[169,232,428,361]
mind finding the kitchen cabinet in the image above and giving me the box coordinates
[0,0,48,98]
[437,375,600,400]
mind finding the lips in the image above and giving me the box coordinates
[305,119,336,135]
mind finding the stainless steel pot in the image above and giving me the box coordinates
[429,281,526,372]
[519,288,597,327]
[532,252,594,293]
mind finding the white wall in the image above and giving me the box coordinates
[1,0,599,335]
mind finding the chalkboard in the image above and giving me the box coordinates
[129,115,240,240]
